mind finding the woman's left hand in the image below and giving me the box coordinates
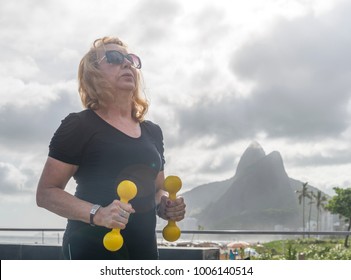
[157,196,186,221]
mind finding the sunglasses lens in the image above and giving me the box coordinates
[126,54,142,69]
[105,51,124,64]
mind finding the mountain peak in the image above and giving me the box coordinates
[235,141,266,176]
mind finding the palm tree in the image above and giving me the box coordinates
[307,196,315,237]
[313,190,328,231]
[296,182,312,237]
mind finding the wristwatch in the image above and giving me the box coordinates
[90,204,101,226]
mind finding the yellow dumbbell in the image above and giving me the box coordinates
[162,175,182,242]
[103,180,137,251]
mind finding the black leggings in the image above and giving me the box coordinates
[62,225,158,260]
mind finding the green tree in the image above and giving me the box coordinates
[197,225,205,231]
[296,182,312,237]
[313,190,328,231]
[325,187,351,247]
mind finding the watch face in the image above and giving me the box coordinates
[91,205,100,214]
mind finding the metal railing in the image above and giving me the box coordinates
[0,228,349,245]
[164,229,350,236]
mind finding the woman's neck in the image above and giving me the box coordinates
[100,92,133,119]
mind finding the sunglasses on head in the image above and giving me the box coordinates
[98,50,142,69]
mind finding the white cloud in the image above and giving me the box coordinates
[0,162,28,196]
[0,77,58,108]
[0,56,40,81]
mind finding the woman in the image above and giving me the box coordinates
[36,36,186,260]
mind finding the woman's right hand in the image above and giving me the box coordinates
[95,200,135,229]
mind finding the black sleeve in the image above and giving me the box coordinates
[144,121,166,170]
[48,113,86,165]
[155,124,166,171]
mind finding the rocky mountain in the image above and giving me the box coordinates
[182,141,326,230]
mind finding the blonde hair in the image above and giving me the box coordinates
[78,36,148,122]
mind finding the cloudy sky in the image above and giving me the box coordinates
[1,0,351,228]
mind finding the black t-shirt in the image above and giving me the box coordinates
[49,109,165,259]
